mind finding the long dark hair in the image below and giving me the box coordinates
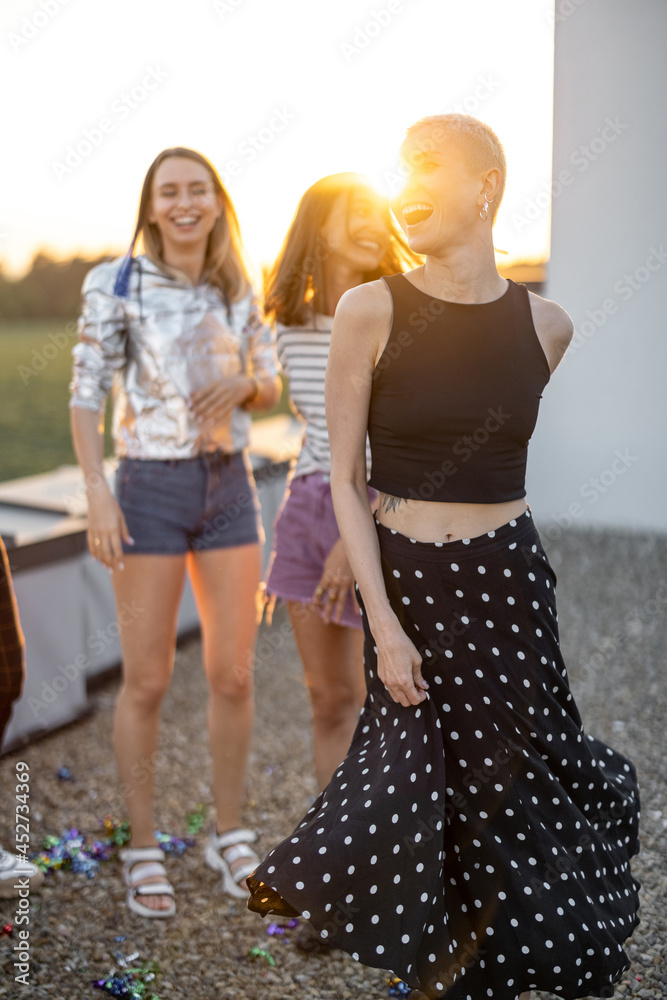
[265,173,421,326]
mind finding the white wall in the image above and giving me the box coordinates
[527,0,667,535]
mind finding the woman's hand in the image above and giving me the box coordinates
[374,620,429,707]
[86,487,133,571]
[189,375,252,427]
[312,537,356,625]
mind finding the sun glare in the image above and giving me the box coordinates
[0,0,554,279]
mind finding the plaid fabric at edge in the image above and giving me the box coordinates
[0,535,25,743]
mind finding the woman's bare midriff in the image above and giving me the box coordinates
[375,493,529,543]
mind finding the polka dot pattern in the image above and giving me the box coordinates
[247,511,641,999]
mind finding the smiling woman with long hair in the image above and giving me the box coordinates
[69,147,281,918]
[262,174,419,803]
[247,117,641,999]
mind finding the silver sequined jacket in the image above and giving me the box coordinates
[69,254,280,459]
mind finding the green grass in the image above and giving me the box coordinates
[0,319,291,484]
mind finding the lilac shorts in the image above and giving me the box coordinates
[266,472,377,630]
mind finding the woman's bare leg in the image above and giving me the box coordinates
[287,601,366,792]
[188,542,261,888]
[111,554,186,910]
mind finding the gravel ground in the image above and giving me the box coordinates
[1,521,665,1000]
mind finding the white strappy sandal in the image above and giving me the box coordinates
[120,846,175,919]
[205,827,260,898]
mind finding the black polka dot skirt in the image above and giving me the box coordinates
[247,509,641,999]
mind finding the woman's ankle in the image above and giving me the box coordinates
[128,835,159,850]
[215,823,243,837]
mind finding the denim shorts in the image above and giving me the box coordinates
[265,472,377,630]
[114,450,263,555]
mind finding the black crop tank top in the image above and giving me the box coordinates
[367,274,551,503]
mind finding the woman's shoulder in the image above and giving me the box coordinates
[526,289,574,343]
[81,255,129,295]
[525,289,574,375]
[82,253,167,302]
[336,278,393,325]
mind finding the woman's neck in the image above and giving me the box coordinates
[420,243,505,304]
[160,244,207,285]
[320,259,365,317]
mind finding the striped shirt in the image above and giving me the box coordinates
[277,315,373,480]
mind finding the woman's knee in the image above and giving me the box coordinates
[206,658,254,701]
[309,683,358,728]
[120,669,172,711]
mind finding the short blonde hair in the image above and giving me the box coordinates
[403,114,507,221]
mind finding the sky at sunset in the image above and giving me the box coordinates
[1,0,555,280]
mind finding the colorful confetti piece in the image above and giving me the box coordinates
[247,946,276,966]
[387,975,411,996]
[30,815,194,877]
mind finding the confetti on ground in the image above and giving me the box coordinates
[185,804,208,835]
[92,956,160,998]
[266,917,299,938]
[101,816,131,846]
[31,816,195,877]
[32,828,114,878]
[247,946,276,966]
[154,830,195,855]
[387,975,411,996]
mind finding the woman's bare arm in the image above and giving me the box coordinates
[527,292,574,374]
[70,406,131,569]
[325,281,428,707]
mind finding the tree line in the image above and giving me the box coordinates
[0,252,111,321]
[0,251,545,323]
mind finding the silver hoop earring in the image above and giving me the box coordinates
[479,197,489,222]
